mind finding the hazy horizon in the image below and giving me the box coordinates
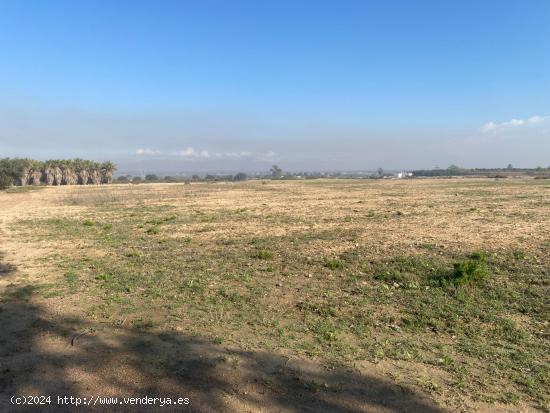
[1,1,549,171]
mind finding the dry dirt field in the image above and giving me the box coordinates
[0,178,549,412]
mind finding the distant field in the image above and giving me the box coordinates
[1,179,549,412]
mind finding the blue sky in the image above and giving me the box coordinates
[1,0,549,171]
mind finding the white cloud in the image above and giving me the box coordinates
[173,147,211,158]
[482,115,549,133]
[171,148,276,161]
[136,148,161,155]
[481,121,497,132]
[526,115,548,124]
[214,151,252,159]
[255,151,277,162]
[214,150,277,161]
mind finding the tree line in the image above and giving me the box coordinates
[0,158,117,190]
[412,164,550,177]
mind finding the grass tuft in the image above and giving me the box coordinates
[254,249,273,260]
[323,257,344,269]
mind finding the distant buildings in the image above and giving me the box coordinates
[395,172,414,179]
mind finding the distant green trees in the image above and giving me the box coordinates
[233,172,248,181]
[0,158,117,190]
[413,165,550,177]
[270,165,283,178]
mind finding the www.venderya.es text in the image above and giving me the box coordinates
[11,395,190,407]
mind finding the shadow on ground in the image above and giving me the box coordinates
[0,252,16,277]
[0,257,447,413]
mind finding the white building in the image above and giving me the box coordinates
[396,172,413,179]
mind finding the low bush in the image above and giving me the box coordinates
[450,260,489,285]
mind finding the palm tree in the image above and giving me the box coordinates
[73,158,90,185]
[28,160,43,185]
[61,159,78,185]
[1,158,116,187]
[100,161,117,184]
[43,160,56,185]
[89,161,102,185]
[51,159,63,185]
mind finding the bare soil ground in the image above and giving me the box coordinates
[0,179,548,412]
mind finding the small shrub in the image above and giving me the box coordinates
[82,220,94,226]
[374,269,400,282]
[145,226,159,234]
[469,251,487,261]
[323,257,344,269]
[430,253,490,287]
[304,380,322,393]
[95,273,112,282]
[132,318,155,330]
[513,250,525,260]
[64,271,79,282]
[450,259,489,286]
[255,249,273,260]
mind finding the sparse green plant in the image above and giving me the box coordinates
[323,257,344,269]
[255,249,273,260]
[469,251,487,261]
[304,380,322,393]
[132,318,155,330]
[513,250,526,260]
[64,271,79,293]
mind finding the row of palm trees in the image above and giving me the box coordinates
[0,158,117,187]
